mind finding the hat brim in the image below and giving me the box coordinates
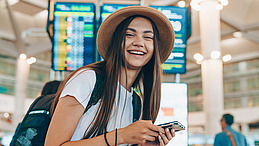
[97,6,175,64]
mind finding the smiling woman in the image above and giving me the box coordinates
[45,6,175,146]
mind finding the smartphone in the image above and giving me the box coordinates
[157,121,185,132]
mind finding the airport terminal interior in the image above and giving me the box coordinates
[0,0,259,145]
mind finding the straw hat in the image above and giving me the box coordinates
[97,6,175,63]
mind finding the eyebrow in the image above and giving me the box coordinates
[126,28,154,34]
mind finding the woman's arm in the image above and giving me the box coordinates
[45,95,165,146]
[45,95,84,145]
[45,95,117,146]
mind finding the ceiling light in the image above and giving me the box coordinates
[222,54,231,62]
[216,4,223,10]
[190,0,202,11]
[27,57,36,64]
[191,0,228,11]
[19,54,27,60]
[3,113,10,118]
[8,0,19,5]
[233,31,242,38]
[178,1,186,7]
[210,51,221,59]
[220,0,229,6]
[194,53,204,61]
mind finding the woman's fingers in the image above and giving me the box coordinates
[171,128,175,138]
[145,121,165,135]
[121,120,164,144]
[165,128,173,141]
[158,135,164,146]
[158,128,176,145]
[159,132,169,145]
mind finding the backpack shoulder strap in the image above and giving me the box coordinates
[83,72,142,122]
[132,91,142,122]
[84,72,104,113]
[224,129,237,146]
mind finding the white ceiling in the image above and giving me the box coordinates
[0,0,258,74]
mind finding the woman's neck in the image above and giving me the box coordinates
[119,67,141,92]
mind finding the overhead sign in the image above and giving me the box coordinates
[100,4,138,22]
[52,2,95,71]
[150,6,189,74]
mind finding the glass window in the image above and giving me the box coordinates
[0,58,16,76]
[188,94,203,112]
[247,58,259,71]
[27,84,44,99]
[248,95,259,107]
[188,84,202,97]
[35,51,52,61]
[0,58,4,74]
[29,68,50,82]
[7,62,16,76]
[188,102,203,112]
[27,88,41,99]
[224,97,242,109]
[224,80,240,93]
[247,77,259,91]
[0,83,15,95]
[223,63,239,73]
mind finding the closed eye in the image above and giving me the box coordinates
[143,35,153,40]
[126,33,134,37]
[144,36,153,39]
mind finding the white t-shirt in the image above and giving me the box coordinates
[60,69,134,141]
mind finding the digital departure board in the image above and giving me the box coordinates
[52,2,95,71]
[100,4,138,23]
[151,6,189,74]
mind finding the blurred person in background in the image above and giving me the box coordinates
[41,80,62,96]
[214,113,248,146]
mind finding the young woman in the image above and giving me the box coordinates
[45,6,175,146]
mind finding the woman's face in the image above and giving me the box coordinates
[123,17,154,70]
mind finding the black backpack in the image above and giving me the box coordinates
[10,74,141,146]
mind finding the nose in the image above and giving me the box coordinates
[132,37,144,47]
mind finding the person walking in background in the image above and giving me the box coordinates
[45,6,176,146]
[214,113,248,146]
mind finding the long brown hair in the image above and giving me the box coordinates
[50,15,162,139]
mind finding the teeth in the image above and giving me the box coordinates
[128,50,145,55]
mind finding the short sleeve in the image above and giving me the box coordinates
[213,134,221,146]
[60,69,96,108]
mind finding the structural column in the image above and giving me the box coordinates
[199,0,224,135]
[12,57,30,131]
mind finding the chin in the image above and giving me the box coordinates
[127,62,145,69]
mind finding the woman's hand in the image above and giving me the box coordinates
[139,128,175,146]
[118,120,165,145]
[158,128,175,145]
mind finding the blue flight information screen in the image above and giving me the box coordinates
[100,4,138,23]
[151,6,188,74]
[52,2,95,71]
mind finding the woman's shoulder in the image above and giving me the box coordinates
[64,68,97,87]
[72,68,96,79]
[60,68,98,107]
